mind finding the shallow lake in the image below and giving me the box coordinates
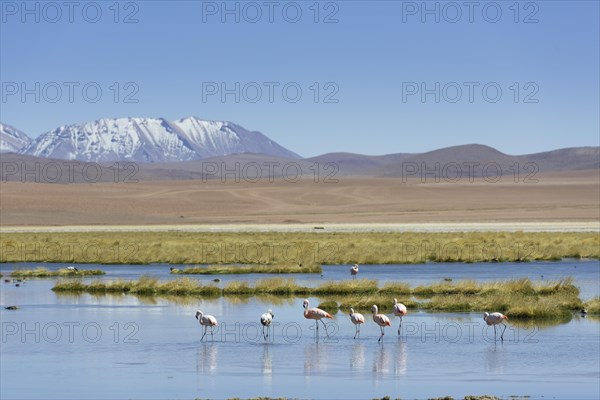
[1,261,599,399]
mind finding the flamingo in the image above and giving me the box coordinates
[350,264,359,279]
[483,312,509,341]
[66,266,79,272]
[260,309,274,341]
[393,298,407,335]
[372,305,391,343]
[195,310,218,341]
[349,308,365,339]
[303,299,333,338]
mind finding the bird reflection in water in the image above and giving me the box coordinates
[372,343,391,375]
[394,341,408,376]
[304,342,328,374]
[262,344,273,375]
[262,344,273,387]
[485,342,507,373]
[350,342,365,370]
[372,340,408,378]
[197,342,218,374]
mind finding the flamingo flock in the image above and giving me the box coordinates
[193,263,510,344]
[195,302,509,343]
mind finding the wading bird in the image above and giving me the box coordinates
[303,299,333,338]
[372,305,391,343]
[349,308,365,339]
[393,298,407,335]
[195,310,218,341]
[261,309,274,341]
[66,266,79,272]
[350,264,359,279]
[483,312,509,341]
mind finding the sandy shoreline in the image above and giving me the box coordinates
[1,221,598,233]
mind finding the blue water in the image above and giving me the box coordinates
[1,261,599,399]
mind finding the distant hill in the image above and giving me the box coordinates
[305,152,414,176]
[1,144,598,183]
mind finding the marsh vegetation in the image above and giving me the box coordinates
[10,267,105,277]
[51,277,585,319]
[2,231,598,264]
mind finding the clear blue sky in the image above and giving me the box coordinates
[1,0,598,157]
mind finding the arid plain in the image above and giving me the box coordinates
[1,170,598,227]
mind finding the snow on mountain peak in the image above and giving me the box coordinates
[0,123,31,153]
[7,117,300,162]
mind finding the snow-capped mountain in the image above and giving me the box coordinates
[19,117,300,162]
[0,123,31,153]
[172,117,299,159]
[24,118,197,163]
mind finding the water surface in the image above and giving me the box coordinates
[1,261,599,399]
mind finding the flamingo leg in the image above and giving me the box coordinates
[321,319,329,338]
[493,324,497,341]
[378,326,384,343]
[398,316,403,335]
[354,325,358,339]
[201,325,207,341]
[501,323,507,341]
[210,326,215,341]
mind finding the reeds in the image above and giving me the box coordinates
[317,300,339,314]
[253,278,309,295]
[312,279,378,295]
[584,297,600,314]
[52,276,220,297]
[51,276,584,319]
[171,263,321,275]
[10,267,105,277]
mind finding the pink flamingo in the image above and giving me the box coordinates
[350,264,359,279]
[303,299,333,338]
[484,312,509,341]
[349,308,365,339]
[393,298,407,335]
[195,310,218,341]
[372,305,391,343]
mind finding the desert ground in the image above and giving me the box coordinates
[0,170,598,228]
